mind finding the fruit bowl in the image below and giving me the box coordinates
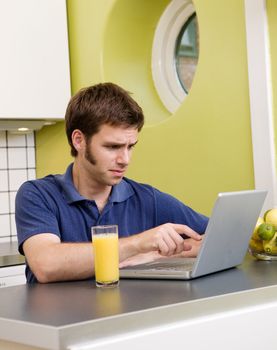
[248,210,277,261]
[248,249,277,261]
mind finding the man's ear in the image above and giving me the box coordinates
[71,129,86,153]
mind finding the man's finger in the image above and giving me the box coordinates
[171,224,202,240]
[183,242,193,251]
[158,240,171,256]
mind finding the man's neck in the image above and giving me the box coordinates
[72,162,112,212]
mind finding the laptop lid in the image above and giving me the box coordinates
[191,189,267,278]
[120,190,267,280]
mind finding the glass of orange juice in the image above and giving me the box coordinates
[91,225,119,288]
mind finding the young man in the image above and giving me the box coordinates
[15,83,208,283]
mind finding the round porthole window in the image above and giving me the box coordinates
[152,0,198,113]
[175,13,199,94]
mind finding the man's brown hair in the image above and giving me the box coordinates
[65,82,145,157]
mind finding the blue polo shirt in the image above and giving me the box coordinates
[15,163,208,283]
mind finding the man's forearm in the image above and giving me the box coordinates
[26,241,94,283]
[28,238,141,283]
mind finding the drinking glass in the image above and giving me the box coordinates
[91,225,119,288]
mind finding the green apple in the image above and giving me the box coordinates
[257,223,275,241]
[251,217,264,241]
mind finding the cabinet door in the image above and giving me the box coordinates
[0,265,26,288]
[0,274,26,288]
[0,0,71,119]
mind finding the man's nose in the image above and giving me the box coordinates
[117,149,130,164]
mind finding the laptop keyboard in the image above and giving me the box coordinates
[141,258,196,272]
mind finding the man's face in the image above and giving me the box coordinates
[81,124,139,186]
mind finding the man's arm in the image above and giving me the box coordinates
[23,234,94,283]
[23,223,202,283]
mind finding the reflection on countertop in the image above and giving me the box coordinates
[0,241,25,267]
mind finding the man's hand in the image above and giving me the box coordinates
[119,229,204,268]
[135,223,202,256]
[119,251,163,268]
[119,223,202,262]
[176,235,204,258]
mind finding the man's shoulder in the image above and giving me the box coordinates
[17,174,61,195]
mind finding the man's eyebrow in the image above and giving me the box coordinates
[103,140,138,146]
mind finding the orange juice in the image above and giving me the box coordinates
[93,233,119,285]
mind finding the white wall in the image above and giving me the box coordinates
[0,132,36,242]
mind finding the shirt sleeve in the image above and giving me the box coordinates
[154,188,209,234]
[15,181,61,255]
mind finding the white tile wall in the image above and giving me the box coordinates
[26,133,35,147]
[9,192,16,213]
[0,149,7,168]
[27,147,36,168]
[0,131,36,243]
[27,168,36,180]
[0,215,10,238]
[7,133,26,147]
[0,192,9,213]
[9,169,28,191]
[0,131,6,146]
[0,171,8,191]
[8,148,27,168]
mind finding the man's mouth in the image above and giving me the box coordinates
[110,169,125,176]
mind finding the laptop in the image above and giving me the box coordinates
[120,190,267,280]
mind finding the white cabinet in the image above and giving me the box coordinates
[0,0,71,122]
[0,265,26,288]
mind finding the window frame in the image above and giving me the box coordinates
[152,0,196,113]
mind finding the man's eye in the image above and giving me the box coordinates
[106,145,119,149]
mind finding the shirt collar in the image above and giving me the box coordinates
[56,163,134,204]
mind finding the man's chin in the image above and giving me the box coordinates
[109,176,124,186]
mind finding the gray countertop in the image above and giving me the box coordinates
[0,241,25,268]
[0,254,277,349]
